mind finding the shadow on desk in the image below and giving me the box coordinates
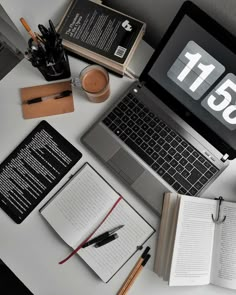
[0,260,33,295]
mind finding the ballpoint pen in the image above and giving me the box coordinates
[82,225,124,248]
[94,233,119,248]
[23,90,72,104]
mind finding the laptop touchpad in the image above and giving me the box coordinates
[108,148,144,184]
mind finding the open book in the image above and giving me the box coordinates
[155,192,236,290]
[40,163,154,282]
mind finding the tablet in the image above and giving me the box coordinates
[0,120,82,223]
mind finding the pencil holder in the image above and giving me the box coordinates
[26,36,71,81]
[36,49,71,81]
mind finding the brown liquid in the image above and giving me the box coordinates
[82,69,107,92]
[81,69,110,102]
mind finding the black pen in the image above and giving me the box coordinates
[23,90,72,104]
[95,233,119,248]
[49,19,57,37]
[82,225,124,248]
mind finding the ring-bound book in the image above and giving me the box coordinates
[40,163,154,282]
[56,0,146,76]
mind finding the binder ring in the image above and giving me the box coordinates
[211,196,226,224]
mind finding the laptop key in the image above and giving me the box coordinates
[113,107,124,117]
[170,140,178,147]
[135,137,142,145]
[141,142,148,150]
[210,166,218,174]
[187,168,202,184]
[194,181,203,190]
[187,155,195,163]
[200,175,208,184]
[165,135,172,142]
[204,161,211,168]
[152,133,159,140]
[205,170,213,179]
[130,133,138,140]
[193,160,207,173]
[154,144,161,152]
[154,126,162,133]
[189,187,198,196]
[159,122,166,128]
[147,128,154,136]
[146,147,154,155]
[124,127,132,135]
[170,159,178,167]
[149,120,157,128]
[168,167,176,175]
[178,187,187,194]
[125,138,154,166]
[157,157,165,165]
[185,163,193,171]
[143,134,151,142]
[157,138,165,145]
[160,149,167,157]
[149,139,156,147]
[103,117,111,126]
[173,182,181,191]
[138,129,145,137]
[175,173,191,190]
[165,154,172,162]
[182,170,190,178]
[163,162,170,170]
[163,173,175,185]
[120,133,128,141]
[151,152,159,160]
[174,153,181,161]
[152,162,160,171]
[118,102,128,111]
[179,158,188,166]
[176,164,184,173]
[109,123,117,131]
[157,167,165,176]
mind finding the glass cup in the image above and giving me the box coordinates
[72,65,110,103]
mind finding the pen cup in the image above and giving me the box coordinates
[27,38,71,81]
[71,64,110,103]
[37,50,71,81]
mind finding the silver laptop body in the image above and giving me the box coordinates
[82,2,236,214]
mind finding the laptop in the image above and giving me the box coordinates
[82,1,236,215]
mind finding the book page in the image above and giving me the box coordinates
[78,199,154,282]
[40,164,119,247]
[210,201,236,290]
[169,196,216,286]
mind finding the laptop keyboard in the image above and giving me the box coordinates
[103,92,219,196]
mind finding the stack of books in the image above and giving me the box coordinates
[57,0,146,76]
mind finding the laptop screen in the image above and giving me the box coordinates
[141,1,236,159]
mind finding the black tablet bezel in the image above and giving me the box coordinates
[140,1,236,159]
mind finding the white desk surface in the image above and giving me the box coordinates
[1,1,236,294]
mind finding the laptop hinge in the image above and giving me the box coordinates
[221,153,229,162]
